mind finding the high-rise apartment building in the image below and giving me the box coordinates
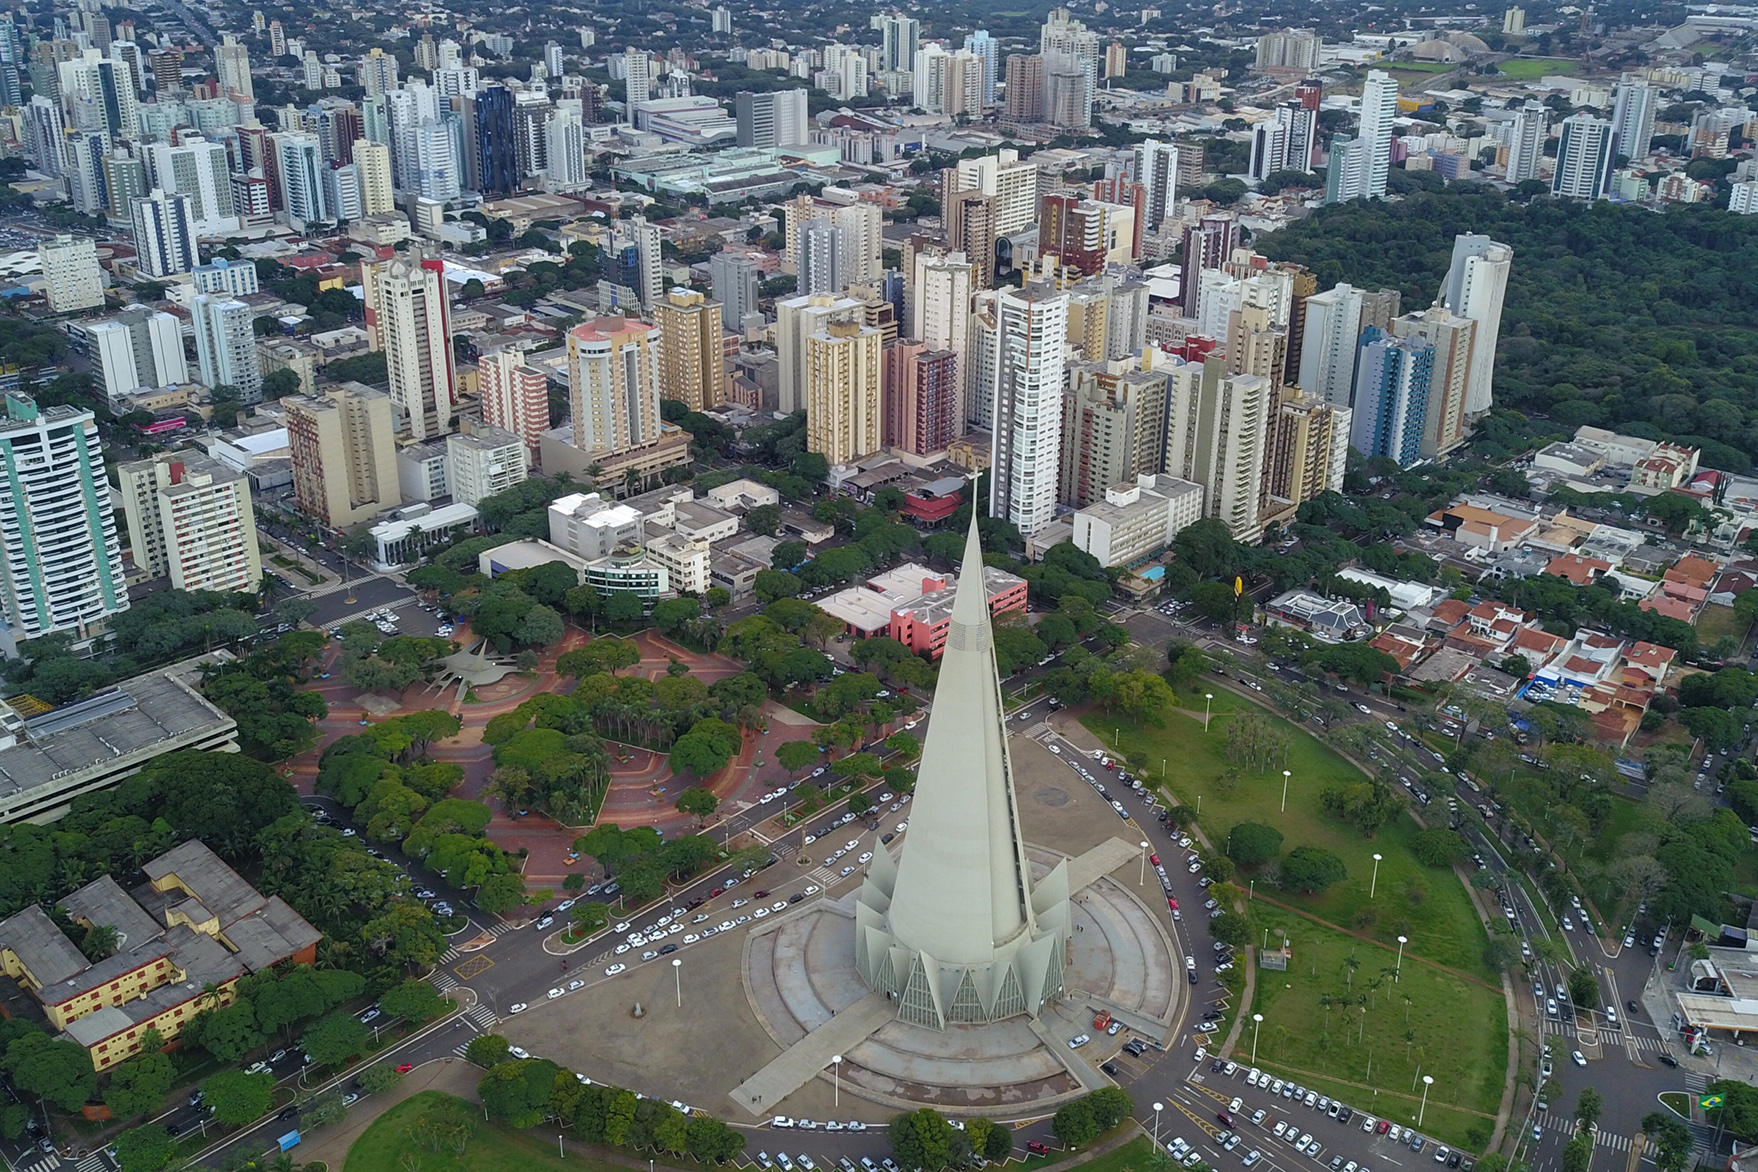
[877,14,920,73]
[776,293,862,413]
[1003,54,1044,122]
[1135,139,1179,232]
[359,47,399,95]
[0,395,127,647]
[1505,101,1546,185]
[362,255,455,441]
[477,348,551,458]
[214,36,253,100]
[144,136,236,236]
[1039,8,1100,128]
[888,346,959,457]
[1552,114,1614,200]
[1438,235,1511,418]
[623,48,652,109]
[652,288,726,412]
[191,257,259,297]
[353,139,394,213]
[708,252,761,330]
[38,234,104,313]
[117,451,260,593]
[1177,212,1237,318]
[1350,326,1434,467]
[464,85,517,198]
[1250,101,1318,180]
[191,294,263,402]
[986,288,1069,537]
[22,96,66,176]
[964,30,999,106]
[546,108,589,191]
[274,132,330,226]
[805,320,883,466]
[784,190,882,289]
[1391,306,1475,459]
[735,88,808,148]
[446,424,529,507]
[59,51,138,139]
[946,191,999,292]
[1062,359,1168,508]
[284,385,399,528]
[798,219,842,295]
[946,149,1039,235]
[1610,80,1657,163]
[566,316,663,455]
[130,189,196,278]
[910,251,974,425]
[631,217,664,308]
[1295,282,1364,408]
[1226,301,1288,392]
[1263,390,1349,516]
[1326,70,1397,202]
[89,306,188,405]
[1164,356,1272,540]
[1254,29,1321,72]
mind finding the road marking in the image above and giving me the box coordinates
[454,955,494,980]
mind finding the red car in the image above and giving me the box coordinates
[710,886,724,897]
[395,1064,413,1074]
[1150,854,1160,866]
[1167,896,1178,910]
[1376,1121,1391,1135]
[1028,1141,1051,1155]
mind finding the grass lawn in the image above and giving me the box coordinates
[1086,689,1495,980]
[1492,58,1576,79]
[1045,1134,1156,1172]
[1083,689,1507,1150]
[1696,603,1749,654]
[1243,902,1507,1152]
[346,1091,636,1172]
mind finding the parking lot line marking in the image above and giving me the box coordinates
[454,955,495,980]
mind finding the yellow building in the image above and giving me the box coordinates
[805,320,882,466]
[651,288,726,412]
[0,840,320,1070]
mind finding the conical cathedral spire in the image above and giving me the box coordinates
[852,514,1070,1029]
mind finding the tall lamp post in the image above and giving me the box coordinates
[1418,1075,1434,1126]
[1281,770,1291,812]
[831,1055,842,1108]
[672,957,682,1007]
[1139,841,1150,886]
[1251,1013,1264,1064]
[1395,935,1408,982]
[1152,1102,1163,1147]
[1205,693,1214,731]
[1370,853,1383,899]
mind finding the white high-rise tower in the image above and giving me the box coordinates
[986,288,1068,538]
[1439,235,1512,418]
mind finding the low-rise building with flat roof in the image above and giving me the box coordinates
[817,561,1027,655]
[0,661,239,825]
[1070,475,1204,569]
[1264,591,1371,643]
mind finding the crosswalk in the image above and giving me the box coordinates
[1534,1117,1633,1152]
[467,1003,501,1030]
[77,1154,111,1172]
[431,970,458,992]
[11,1149,108,1172]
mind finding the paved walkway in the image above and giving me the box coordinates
[730,991,894,1117]
[286,1057,483,1172]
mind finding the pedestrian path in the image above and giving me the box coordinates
[430,970,459,992]
[466,1004,500,1030]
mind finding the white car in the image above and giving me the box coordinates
[771,901,788,912]
[859,852,873,863]
[1571,1050,1587,1066]
[719,920,736,931]
[683,933,700,944]
[804,885,820,894]
[753,907,770,919]
[605,964,626,975]
[547,987,565,999]
[614,944,630,955]
[508,1003,527,1014]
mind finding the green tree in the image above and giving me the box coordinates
[1051,1097,1099,1148]
[890,1107,957,1170]
[357,1063,403,1094]
[777,739,821,776]
[479,1058,562,1129]
[1706,1079,1758,1141]
[675,786,720,818]
[1410,828,1470,867]
[1568,966,1600,1009]
[1226,821,1284,866]
[103,1052,175,1119]
[5,1032,98,1110]
[201,1069,275,1126]
[885,731,922,759]
[111,1125,177,1172]
[1575,1087,1604,1129]
[301,1011,370,1068]
[1279,846,1348,894]
[1641,1112,1693,1172]
[465,1034,512,1067]
[378,979,450,1024]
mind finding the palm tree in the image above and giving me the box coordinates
[80,923,120,961]
[258,571,281,610]
[1344,954,1361,990]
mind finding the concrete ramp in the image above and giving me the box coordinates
[1067,838,1143,894]
[1029,1016,1111,1091]
[730,992,894,1117]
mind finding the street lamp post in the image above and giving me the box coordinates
[1418,1075,1434,1126]
[1251,1014,1264,1064]
[1395,935,1408,982]
[672,957,682,1007]
[1370,853,1383,899]
[1152,1102,1163,1147]
[1139,841,1150,886]
[831,1055,842,1107]
[1281,770,1291,812]
[1205,693,1213,731]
